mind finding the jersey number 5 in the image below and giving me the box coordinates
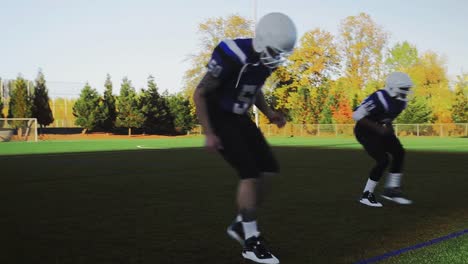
[207,59,223,78]
[233,85,257,114]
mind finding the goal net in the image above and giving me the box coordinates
[0,118,38,142]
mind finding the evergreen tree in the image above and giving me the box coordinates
[8,75,33,137]
[139,75,174,134]
[73,83,102,133]
[100,74,117,131]
[451,87,467,123]
[166,93,195,134]
[396,97,433,124]
[32,70,54,130]
[116,77,145,136]
[8,75,33,119]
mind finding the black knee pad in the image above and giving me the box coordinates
[377,154,390,169]
[369,154,389,181]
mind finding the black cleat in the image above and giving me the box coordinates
[242,236,279,264]
[359,191,383,207]
[381,187,413,205]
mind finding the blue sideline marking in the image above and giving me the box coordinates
[354,229,468,264]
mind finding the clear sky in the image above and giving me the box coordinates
[1,0,467,97]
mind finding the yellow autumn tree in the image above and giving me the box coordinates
[407,51,453,123]
[339,13,389,97]
[272,29,340,123]
[182,14,253,116]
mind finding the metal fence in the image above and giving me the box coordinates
[49,119,79,128]
[189,123,468,137]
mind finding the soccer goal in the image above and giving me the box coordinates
[0,118,38,142]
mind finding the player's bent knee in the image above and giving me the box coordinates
[261,172,278,177]
[260,160,280,175]
[377,155,390,168]
[239,170,261,179]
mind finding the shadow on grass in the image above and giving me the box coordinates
[0,147,467,264]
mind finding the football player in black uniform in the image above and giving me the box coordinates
[193,12,297,264]
[353,72,414,207]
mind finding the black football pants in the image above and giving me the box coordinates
[355,131,405,182]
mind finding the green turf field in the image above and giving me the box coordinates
[1,137,467,263]
[1,136,467,156]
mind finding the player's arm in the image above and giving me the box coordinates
[194,39,239,136]
[352,106,392,136]
[356,118,392,135]
[255,90,286,128]
[254,90,274,117]
[195,39,241,151]
[193,73,221,136]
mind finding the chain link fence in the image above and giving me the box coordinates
[189,123,468,137]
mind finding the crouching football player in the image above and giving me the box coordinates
[353,72,414,207]
[193,12,297,264]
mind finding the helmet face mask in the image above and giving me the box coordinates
[388,86,413,101]
[385,72,414,101]
[259,46,292,68]
[253,12,297,69]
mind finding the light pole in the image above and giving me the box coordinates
[253,0,258,22]
[252,0,260,127]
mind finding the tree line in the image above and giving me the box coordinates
[72,74,195,135]
[1,72,196,135]
[183,13,468,125]
[2,12,467,135]
[0,71,54,129]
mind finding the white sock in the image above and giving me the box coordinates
[235,214,242,222]
[386,173,402,188]
[242,221,260,239]
[363,179,378,193]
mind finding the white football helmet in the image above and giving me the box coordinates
[253,12,297,69]
[384,72,414,101]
